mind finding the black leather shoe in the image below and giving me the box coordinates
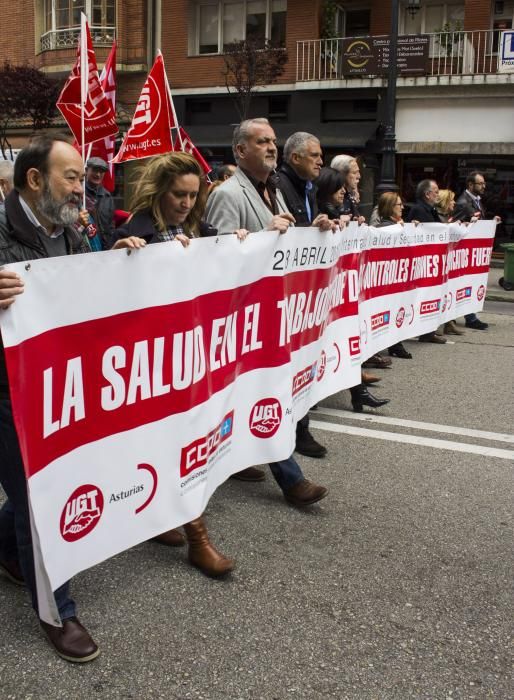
[40,617,100,663]
[465,319,488,330]
[295,425,327,458]
[388,342,412,359]
[283,479,328,507]
[350,385,390,412]
[230,467,266,482]
[0,558,24,586]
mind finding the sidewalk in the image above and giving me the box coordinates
[487,265,514,303]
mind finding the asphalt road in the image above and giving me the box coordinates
[1,310,513,700]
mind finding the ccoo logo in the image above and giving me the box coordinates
[60,484,104,542]
[249,398,282,438]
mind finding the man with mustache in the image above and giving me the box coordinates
[205,118,328,508]
[0,134,143,663]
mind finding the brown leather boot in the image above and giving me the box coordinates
[183,517,234,578]
[151,528,186,547]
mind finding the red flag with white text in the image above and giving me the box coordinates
[112,54,175,164]
[175,127,212,175]
[87,41,117,191]
[57,15,118,147]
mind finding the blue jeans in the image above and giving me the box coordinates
[269,454,304,491]
[0,400,75,621]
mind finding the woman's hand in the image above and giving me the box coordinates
[175,234,190,248]
[234,228,249,241]
[112,236,147,250]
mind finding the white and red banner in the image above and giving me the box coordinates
[175,127,212,175]
[112,53,175,164]
[0,221,494,624]
[57,14,118,147]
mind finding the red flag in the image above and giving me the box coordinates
[57,15,118,147]
[175,127,212,175]
[112,54,175,164]
[87,41,117,191]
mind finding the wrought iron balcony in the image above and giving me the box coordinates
[41,26,115,52]
[296,30,510,82]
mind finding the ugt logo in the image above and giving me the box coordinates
[249,398,282,438]
[60,484,104,542]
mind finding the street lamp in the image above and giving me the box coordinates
[376,0,400,195]
[406,1,421,19]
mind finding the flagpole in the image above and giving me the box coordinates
[159,50,183,151]
[80,13,88,209]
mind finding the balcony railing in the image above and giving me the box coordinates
[297,30,507,82]
[41,26,115,52]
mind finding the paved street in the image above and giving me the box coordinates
[1,300,513,699]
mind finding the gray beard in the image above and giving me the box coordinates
[35,182,80,227]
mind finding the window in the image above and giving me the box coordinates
[321,98,377,122]
[44,0,115,32]
[42,1,116,50]
[345,9,370,37]
[192,0,287,55]
[400,2,464,35]
[268,95,289,121]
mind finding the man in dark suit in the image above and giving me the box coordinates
[453,171,490,330]
[406,179,447,344]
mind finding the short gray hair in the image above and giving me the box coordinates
[0,159,14,183]
[330,154,356,178]
[416,179,436,201]
[232,118,271,163]
[283,132,319,163]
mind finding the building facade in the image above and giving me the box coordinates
[1,1,513,235]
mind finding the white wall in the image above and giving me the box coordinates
[396,97,514,143]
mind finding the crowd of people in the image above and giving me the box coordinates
[0,120,498,663]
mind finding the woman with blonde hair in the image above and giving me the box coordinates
[435,189,464,335]
[116,152,235,577]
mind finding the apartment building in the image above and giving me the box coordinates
[1,1,513,233]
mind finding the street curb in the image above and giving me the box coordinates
[485,293,514,303]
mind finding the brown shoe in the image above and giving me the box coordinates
[419,333,447,344]
[229,467,266,482]
[0,558,24,586]
[40,617,99,663]
[151,528,186,547]
[362,354,392,369]
[444,321,464,335]
[183,517,235,578]
[361,370,380,385]
[283,479,328,507]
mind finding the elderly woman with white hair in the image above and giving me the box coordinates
[330,154,365,223]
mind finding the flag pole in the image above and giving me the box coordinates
[80,13,88,209]
[159,50,184,151]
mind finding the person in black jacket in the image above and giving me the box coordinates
[276,132,333,458]
[84,157,115,249]
[0,134,143,664]
[406,179,447,345]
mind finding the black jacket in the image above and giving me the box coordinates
[115,210,217,241]
[453,191,485,223]
[0,191,91,398]
[406,199,440,223]
[276,163,317,226]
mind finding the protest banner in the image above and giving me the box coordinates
[0,221,494,624]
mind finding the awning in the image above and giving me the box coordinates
[186,121,378,150]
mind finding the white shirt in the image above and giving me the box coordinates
[18,194,64,239]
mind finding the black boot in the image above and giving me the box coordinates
[350,384,390,413]
[388,342,412,359]
[295,422,327,458]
